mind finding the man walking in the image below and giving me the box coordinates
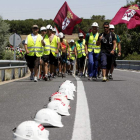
[86,22,100,80]
[24,25,43,82]
[97,22,116,82]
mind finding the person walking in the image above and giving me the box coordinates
[75,33,88,77]
[109,24,121,79]
[86,22,100,81]
[24,25,44,82]
[97,22,116,82]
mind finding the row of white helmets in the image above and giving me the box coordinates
[40,25,56,32]
[91,22,115,29]
[13,80,76,140]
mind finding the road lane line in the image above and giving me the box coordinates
[71,76,92,140]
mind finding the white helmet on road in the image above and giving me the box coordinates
[58,88,74,100]
[91,22,99,27]
[46,25,53,30]
[34,108,63,128]
[51,93,70,109]
[58,32,64,38]
[48,100,70,116]
[40,26,46,31]
[109,24,115,29]
[13,121,49,140]
[59,83,75,97]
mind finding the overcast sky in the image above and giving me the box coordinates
[0,0,135,20]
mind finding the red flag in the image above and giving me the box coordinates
[79,28,86,39]
[110,4,140,29]
[54,1,82,35]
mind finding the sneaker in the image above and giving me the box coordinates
[34,76,38,82]
[88,77,92,81]
[109,74,113,79]
[58,73,62,77]
[30,73,34,80]
[102,77,107,82]
[85,73,88,77]
[92,77,97,81]
[44,75,48,81]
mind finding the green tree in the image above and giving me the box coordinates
[0,16,10,59]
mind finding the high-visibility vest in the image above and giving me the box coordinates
[88,32,100,53]
[69,47,75,60]
[50,35,58,57]
[44,35,51,55]
[115,34,118,52]
[27,34,43,57]
[76,39,86,58]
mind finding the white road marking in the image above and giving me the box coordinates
[115,69,140,73]
[71,76,92,140]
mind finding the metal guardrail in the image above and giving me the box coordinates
[116,60,140,70]
[0,60,28,82]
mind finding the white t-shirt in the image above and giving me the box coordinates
[25,33,43,44]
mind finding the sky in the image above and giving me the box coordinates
[0,0,135,20]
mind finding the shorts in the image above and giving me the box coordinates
[59,53,67,64]
[101,52,114,70]
[42,55,50,63]
[49,52,58,66]
[77,56,86,69]
[25,54,40,69]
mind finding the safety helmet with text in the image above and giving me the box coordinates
[48,100,70,116]
[13,121,49,140]
[34,108,63,128]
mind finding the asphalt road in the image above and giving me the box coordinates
[0,69,140,140]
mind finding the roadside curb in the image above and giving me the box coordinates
[0,72,30,86]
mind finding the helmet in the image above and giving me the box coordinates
[70,39,74,43]
[78,33,84,37]
[52,28,56,32]
[51,93,70,109]
[34,108,63,128]
[13,121,49,140]
[91,22,99,27]
[58,88,74,100]
[46,25,53,30]
[109,24,115,29]
[40,26,46,31]
[47,100,70,116]
[63,80,76,92]
[58,32,64,38]
[61,81,76,93]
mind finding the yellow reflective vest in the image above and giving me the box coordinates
[88,32,100,53]
[27,34,43,57]
[44,35,50,55]
[50,35,58,57]
[76,39,86,58]
[69,47,75,60]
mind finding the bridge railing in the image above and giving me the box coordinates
[0,60,28,82]
[116,60,140,70]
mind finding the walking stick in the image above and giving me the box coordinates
[83,57,87,76]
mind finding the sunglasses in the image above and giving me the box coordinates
[33,27,38,30]
[104,27,109,29]
[110,28,114,30]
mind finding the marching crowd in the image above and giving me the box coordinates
[24,22,121,82]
